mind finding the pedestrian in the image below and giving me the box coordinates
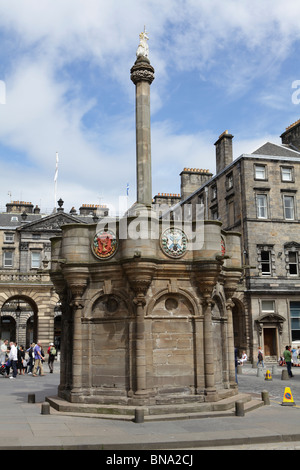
[234,347,238,384]
[239,351,248,366]
[8,341,18,379]
[17,345,25,375]
[32,341,45,377]
[292,346,298,366]
[283,345,294,378]
[47,342,56,373]
[0,339,8,364]
[26,343,34,374]
[257,346,264,368]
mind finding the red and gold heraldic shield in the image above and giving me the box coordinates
[92,229,118,260]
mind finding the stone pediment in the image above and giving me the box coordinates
[17,212,86,233]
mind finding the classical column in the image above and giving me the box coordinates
[133,291,147,395]
[123,261,156,400]
[224,271,242,388]
[202,298,217,397]
[63,268,88,401]
[130,32,155,207]
[226,300,236,386]
[195,260,222,401]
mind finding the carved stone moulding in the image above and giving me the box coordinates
[130,58,155,85]
[194,260,223,300]
[122,261,157,298]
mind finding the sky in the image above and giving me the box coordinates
[0,0,300,215]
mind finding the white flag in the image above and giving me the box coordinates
[54,152,59,182]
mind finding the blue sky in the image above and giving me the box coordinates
[0,0,300,214]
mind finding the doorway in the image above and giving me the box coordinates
[263,328,277,357]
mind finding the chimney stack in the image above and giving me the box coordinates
[280,120,300,151]
[215,130,234,174]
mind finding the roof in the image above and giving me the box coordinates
[251,142,300,158]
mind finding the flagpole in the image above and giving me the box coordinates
[54,152,58,211]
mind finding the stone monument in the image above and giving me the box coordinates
[49,32,243,415]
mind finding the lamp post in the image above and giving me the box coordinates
[15,300,21,345]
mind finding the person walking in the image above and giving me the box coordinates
[17,345,25,375]
[26,343,34,375]
[0,339,8,365]
[257,346,264,368]
[283,345,294,378]
[47,343,56,373]
[8,341,18,379]
[32,341,45,377]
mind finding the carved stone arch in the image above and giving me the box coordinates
[146,288,200,317]
[85,289,133,319]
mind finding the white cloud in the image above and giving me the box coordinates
[0,1,300,212]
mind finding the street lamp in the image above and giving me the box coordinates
[15,300,21,344]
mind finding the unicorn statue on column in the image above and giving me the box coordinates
[136,27,149,59]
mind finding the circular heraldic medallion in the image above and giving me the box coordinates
[92,229,118,260]
[160,227,188,258]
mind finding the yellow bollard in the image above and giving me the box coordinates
[281,387,296,406]
[265,369,272,381]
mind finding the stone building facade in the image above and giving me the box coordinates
[180,121,300,362]
[0,200,106,348]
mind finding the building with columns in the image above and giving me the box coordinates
[49,32,243,413]
[0,199,108,349]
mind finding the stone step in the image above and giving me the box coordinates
[47,392,264,421]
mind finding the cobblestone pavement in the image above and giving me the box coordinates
[203,362,300,450]
[237,362,300,404]
[1,361,300,451]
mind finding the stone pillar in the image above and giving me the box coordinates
[134,295,147,395]
[202,298,217,398]
[123,261,157,402]
[226,300,236,386]
[63,269,88,401]
[224,271,242,388]
[130,56,155,207]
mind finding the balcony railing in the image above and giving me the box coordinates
[0,270,51,283]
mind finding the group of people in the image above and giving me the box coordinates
[236,344,300,380]
[279,345,300,378]
[0,339,57,379]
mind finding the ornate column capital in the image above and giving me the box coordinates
[130,57,155,85]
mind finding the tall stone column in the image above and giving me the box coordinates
[130,54,155,207]
[195,260,222,401]
[63,268,88,401]
[123,261,156,402]
[224,271,242,388]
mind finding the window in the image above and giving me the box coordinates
[281,167,293,182]
[283,195,295,220]
[31,252,41,269]
[211,208,218,220]
[261,300,275,313]
[288,251,298,275]
[226,173,233,190]
[211,185,217,200]
[255,165,266,180]
[261,250,271,275]
[4,233,14,243]
[290,301,300,341]
[3,251,13,268]
[256,194,268,218]
[228,200,235,226]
